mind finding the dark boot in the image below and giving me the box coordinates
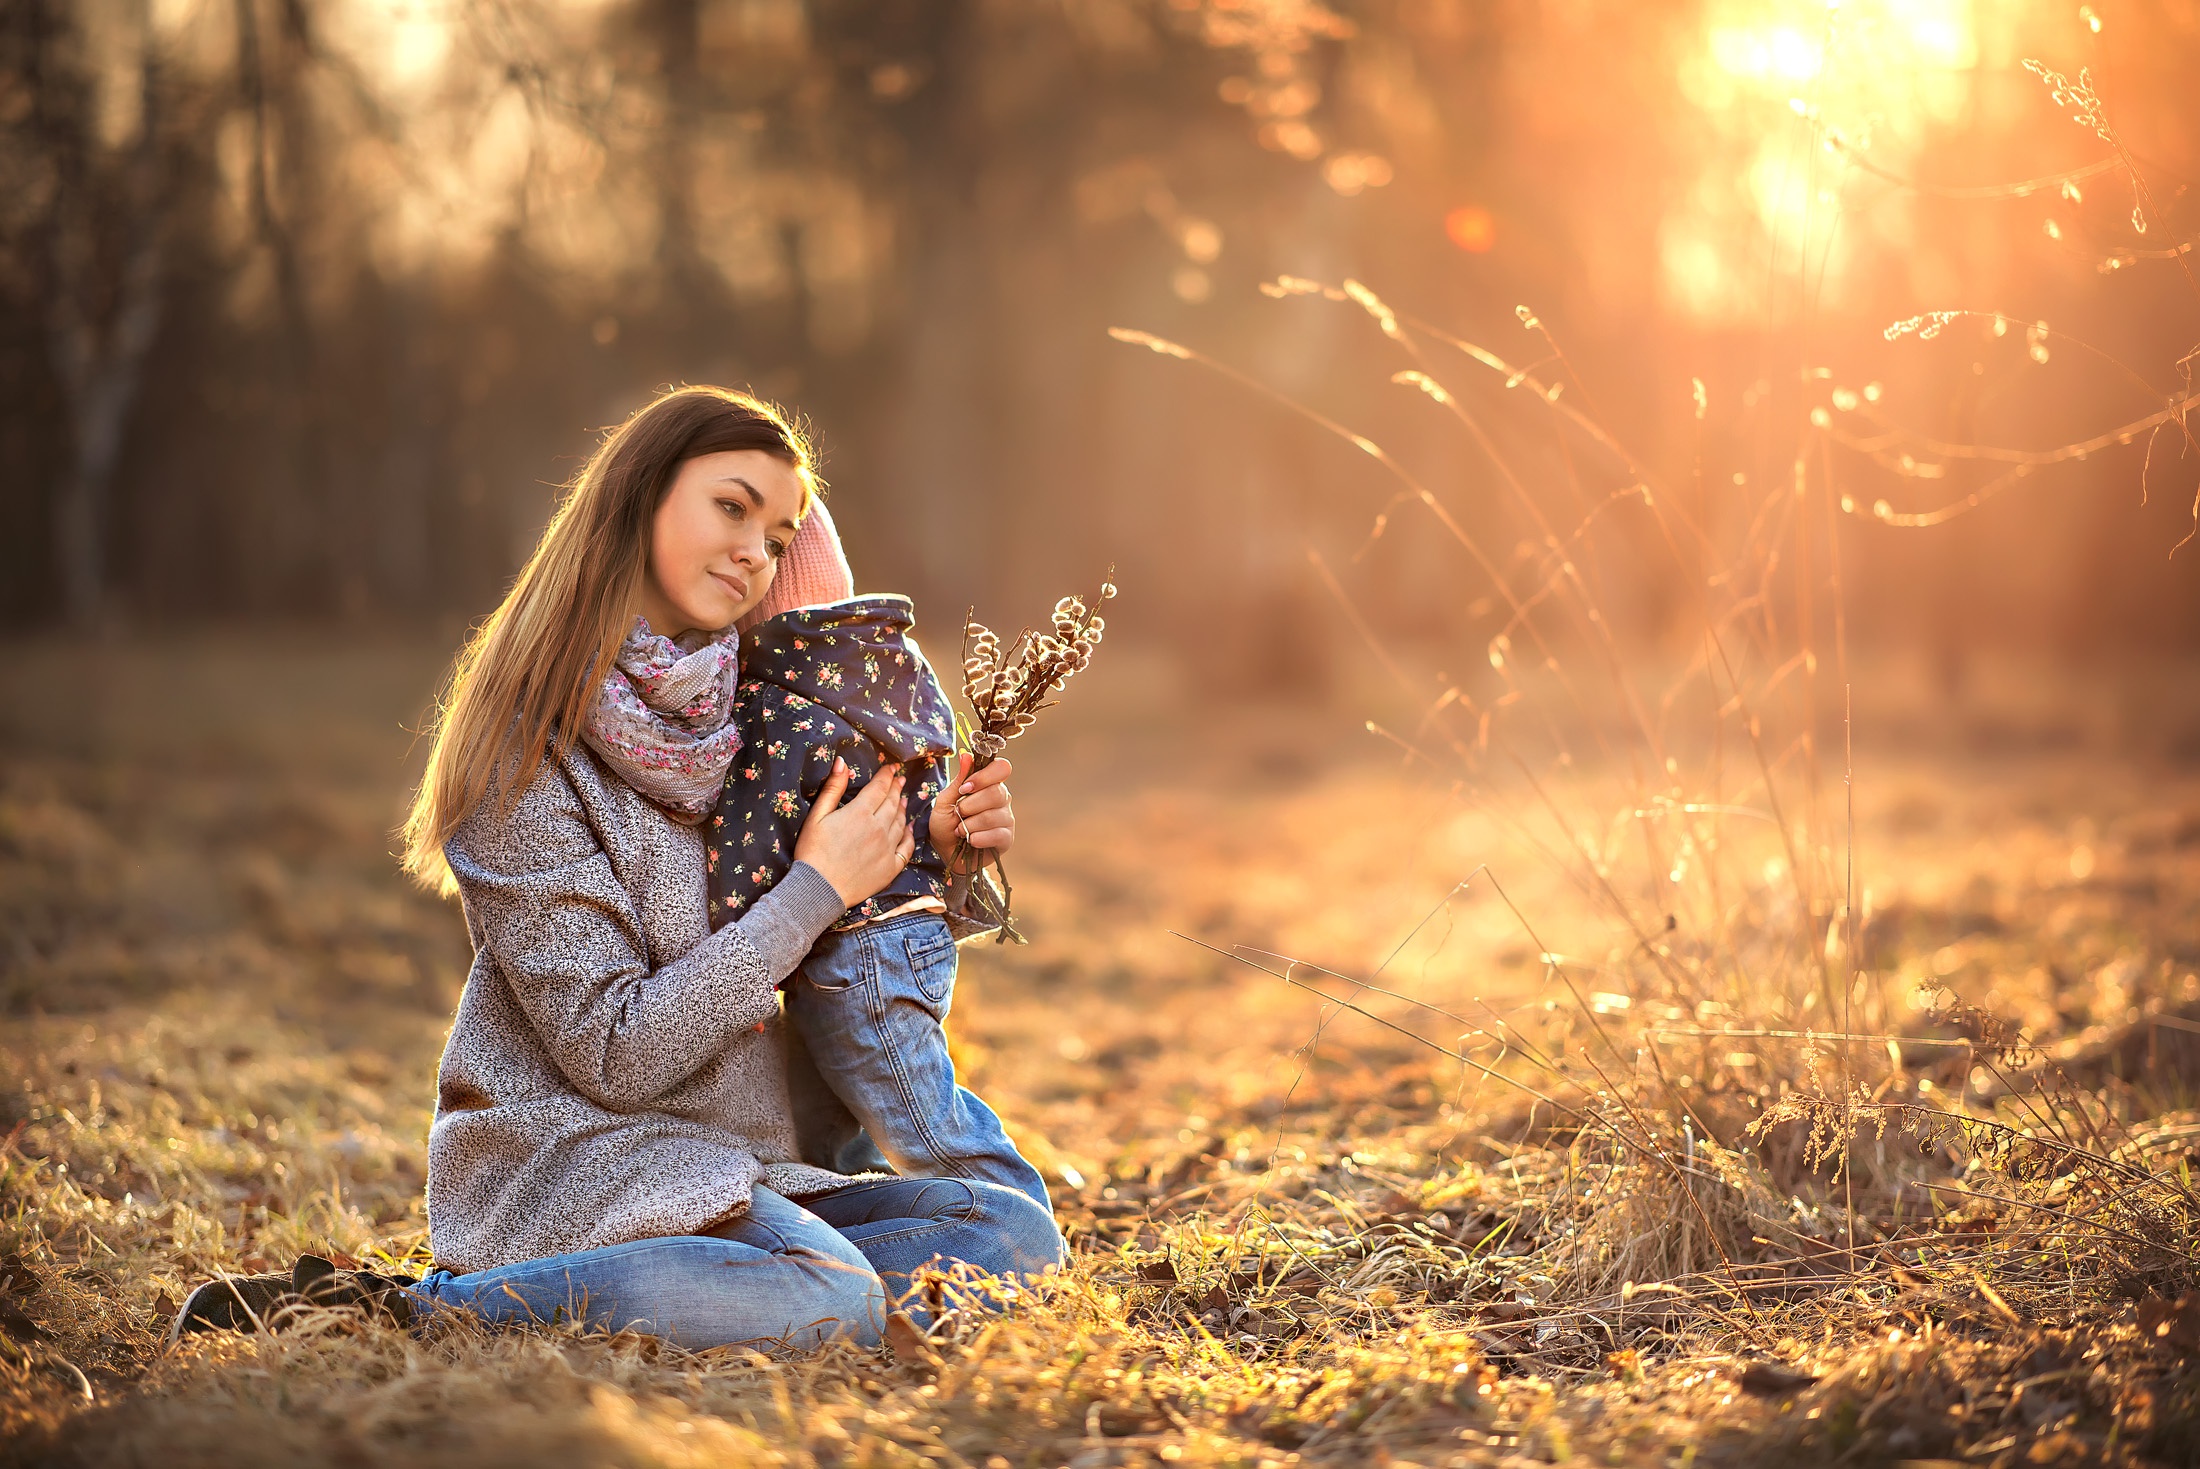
[292,1254,418,1328]
[165,1270,297,1347]
[167,1255,419,1347]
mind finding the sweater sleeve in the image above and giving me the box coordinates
[447,761,846,1111]
[733,862,845,978]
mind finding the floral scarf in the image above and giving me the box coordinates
[579,618,743,824]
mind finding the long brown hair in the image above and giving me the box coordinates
[402,386,815,894]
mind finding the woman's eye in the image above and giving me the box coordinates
[766,540,788,560]
[717,499,746,520]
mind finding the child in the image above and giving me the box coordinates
[706,501,1051,1211]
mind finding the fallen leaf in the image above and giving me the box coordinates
[1091,1402,1163,1436]
[1970,1271,2022,1325]
[1739,1361,1818,1395]
[0,1297,50,1342]
[2137,1293,2200,1355]
[0,1254,39,1297]
[883,1311,937,1368]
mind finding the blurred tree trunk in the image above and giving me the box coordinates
[234,0,333,611]
[38,0,165,629]
[876,0,998,598]
[373,281,441,612]
[641,0,708,361]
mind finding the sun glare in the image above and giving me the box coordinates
[329,0,460,95]
[1708,24,1824,83]
[1667,0,1986,325]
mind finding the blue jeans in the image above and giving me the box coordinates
[406,1176,1062,1350]
[786,914,1054,1213]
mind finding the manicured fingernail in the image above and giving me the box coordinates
[959,782,974,794]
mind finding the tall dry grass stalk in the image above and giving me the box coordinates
[1109,57,2200,1327]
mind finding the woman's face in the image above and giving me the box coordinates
[639,450,805,638]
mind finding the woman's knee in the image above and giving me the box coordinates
[960,1179,1067,1275]
[705,1189,891,1348]
[769,1247,888,1350]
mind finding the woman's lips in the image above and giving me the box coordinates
[709,570,749,602]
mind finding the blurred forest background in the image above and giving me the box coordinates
[16,4,2200,1460]
[5,0,2199,681]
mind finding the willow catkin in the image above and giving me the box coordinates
[953,576,1118,942]
[959,577,1115,772]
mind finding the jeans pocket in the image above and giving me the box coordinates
[798,953,865,996]
[899,924,958,1010]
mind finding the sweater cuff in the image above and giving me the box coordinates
[738,862,848,980]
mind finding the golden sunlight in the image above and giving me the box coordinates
[1665,0,1988,324]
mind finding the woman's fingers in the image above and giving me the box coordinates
[803,758,852,830]
[846,760,904,817]
[951,783,1010,818]
[956,757,1012,796]
[948,781,1010,837]
[956,814,1010,847]
[927,753,1017,874]
[932,752,974,814]
[794,762,913,907]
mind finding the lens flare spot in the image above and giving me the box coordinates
[1445,206,1496,253]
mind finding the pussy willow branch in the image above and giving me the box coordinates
[947,576,1115,936]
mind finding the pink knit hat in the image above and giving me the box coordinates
[737,493,855,633]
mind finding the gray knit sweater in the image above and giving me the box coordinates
[426,740,851,1273]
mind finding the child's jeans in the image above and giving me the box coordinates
[785,913,1053,1213]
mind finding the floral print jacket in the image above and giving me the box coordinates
[706,595,958,932]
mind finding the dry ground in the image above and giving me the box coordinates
[6,633,2200,1466]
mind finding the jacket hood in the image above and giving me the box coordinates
[739,594,957,764]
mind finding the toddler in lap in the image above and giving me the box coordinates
[706,501,1050,1210]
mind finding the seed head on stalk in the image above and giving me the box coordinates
[952,572,1116,941]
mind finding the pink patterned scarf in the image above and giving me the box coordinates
[579,619,744,823]
[580,496,854,820]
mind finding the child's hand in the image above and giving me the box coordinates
[795,758,914,906]
[930,753,1015,875]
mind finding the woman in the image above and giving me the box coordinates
[169,388,1063,1351]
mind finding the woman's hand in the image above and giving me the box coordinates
[794,758,914,907]
[930,754,1015,875]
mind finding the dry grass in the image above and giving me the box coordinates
[6,631,2200,1466]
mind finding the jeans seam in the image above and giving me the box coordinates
[833,1187,982,1251]
[819,1178,980,1228]
[441,1235,768,1290]
[859,934,971,1175]
[901,927,954,1006]
[848,1220,966,1252]
[426,1236,884,1328]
